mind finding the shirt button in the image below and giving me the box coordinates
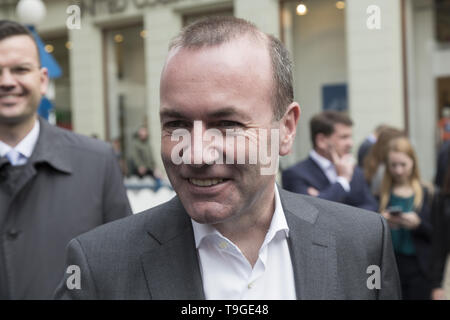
[248,282,254,289]
[218,241,228,249]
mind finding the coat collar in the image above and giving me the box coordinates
[141,196,205,299]
[141,188,337,300]
[0,118,72,197]
[278,188,338,299]
[29,117,73,174]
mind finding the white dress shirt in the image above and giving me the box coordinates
[191,184,297,300]
[0,119,40,166]
[309,149,350,192]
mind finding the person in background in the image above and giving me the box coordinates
[435,140,450,188]
[379,136,434,300]
[431,158,450,300]
[112,136,128,176]
[0,20,131,299]
[438,106,450,144]
[130,126,157,178]
[357,124,388,167]
[282,110,378,211]
[363,126,404,197]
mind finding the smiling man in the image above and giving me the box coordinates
[56,16,400,300]
[0,20,131,299]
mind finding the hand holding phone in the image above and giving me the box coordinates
[387,206,402,217]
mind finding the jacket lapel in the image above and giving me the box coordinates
[279,189,338,299]
[9,118,73,198]
[31,118,73,174]
[306,156,331,188]
[140,197,205,300]
[140,190,338,300]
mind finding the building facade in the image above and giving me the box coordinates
[0,0,447,182]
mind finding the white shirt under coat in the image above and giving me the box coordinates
[0,119,40,166]
[191,184,297,300]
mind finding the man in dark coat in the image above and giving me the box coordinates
[0,20,131,299]
[282,111,378,211]
[435,141,450,188]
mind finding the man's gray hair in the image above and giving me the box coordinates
[169,16,293,121]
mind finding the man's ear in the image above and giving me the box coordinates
[39,67,49,96]
[279,102,301,156]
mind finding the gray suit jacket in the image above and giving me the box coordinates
[54,188,401,300]
[0,118,132,299]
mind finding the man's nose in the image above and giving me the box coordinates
[0,68,18,88]
[189,121,221,167]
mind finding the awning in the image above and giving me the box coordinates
[27,25,62,79]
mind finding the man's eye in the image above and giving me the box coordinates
[165,121,190,128]
[216,121,242,128]
[11,66,30,74]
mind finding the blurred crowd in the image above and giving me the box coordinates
[282,110,450,300]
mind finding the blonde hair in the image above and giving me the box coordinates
[363,126,404,183]
[379,137,423,212]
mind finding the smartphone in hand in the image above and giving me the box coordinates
[387,206,402,217]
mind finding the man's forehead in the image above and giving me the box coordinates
[164,34,269,68]
[161,38,273,96]
[0,35,39,64]
[333,123,353,136]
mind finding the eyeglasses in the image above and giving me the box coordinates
[0,64,40,79]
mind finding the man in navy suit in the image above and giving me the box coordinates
[283,110,378,211]
[435,140,450,188]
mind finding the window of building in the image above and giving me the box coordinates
[104,23,147,166]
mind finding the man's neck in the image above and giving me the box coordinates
[214,182,276,267]
[0,115,37,147]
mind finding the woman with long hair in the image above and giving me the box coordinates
[380,137,433,299]
[431,151,450,300]
[363,126,404,196]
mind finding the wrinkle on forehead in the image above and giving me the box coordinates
[160,36,272,95]
[161,33,270,81]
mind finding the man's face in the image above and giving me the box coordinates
[160,36,279,226]
[326,123,353,157]
[0,35,48,125]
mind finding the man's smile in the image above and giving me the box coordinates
[188,178,228,187]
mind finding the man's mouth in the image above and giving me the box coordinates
[0,94,24,103]
[188,178,228,187]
